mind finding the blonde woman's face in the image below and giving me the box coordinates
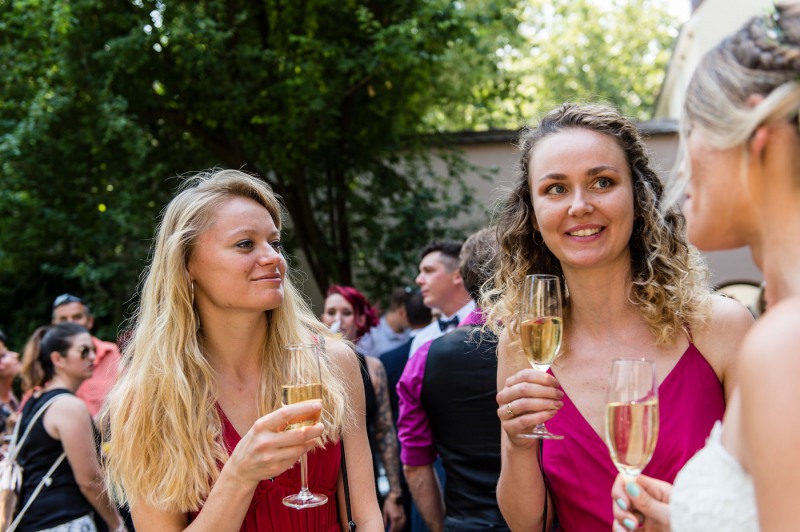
[188,196,287,315]
[684,129,754,251]
[529,128,634,272]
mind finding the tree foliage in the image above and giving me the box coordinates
[427,0,680,129]
[0,0,521,341]
[0,0,679,343]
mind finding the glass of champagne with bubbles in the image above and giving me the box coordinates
[519,274,564,440]
[605,358,659,481]
[281,344,327,509]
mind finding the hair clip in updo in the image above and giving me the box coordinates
[765,2,788,43]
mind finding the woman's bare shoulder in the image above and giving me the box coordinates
[323,338,359,372]
[739,297,800,375]
[692,294,754,357]
[47,392,90,416]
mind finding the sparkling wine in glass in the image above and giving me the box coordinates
[519,274,564,440]
[281,344,327,509]
[604,358,659,480]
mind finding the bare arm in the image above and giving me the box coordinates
[739,300,800,530]
[366,356,406,531]
[404,464,443,532]
[130,401,326,531]
[330,343,385,532]
[494,332,563,532]
[45,396,124,531]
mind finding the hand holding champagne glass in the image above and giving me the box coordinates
[282,344,327,509]
[519,274,564,440]
[605,359,659,480]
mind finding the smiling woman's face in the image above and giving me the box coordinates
[187,196,287,314]
[529,128,634,272]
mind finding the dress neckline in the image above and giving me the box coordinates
[551,343,699,447]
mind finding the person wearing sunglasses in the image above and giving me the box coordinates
[51,294,121,420]
[14,323,125,532]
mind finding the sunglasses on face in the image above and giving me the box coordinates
[61,345,94,360]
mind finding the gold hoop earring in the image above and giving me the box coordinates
[190,281,195,306]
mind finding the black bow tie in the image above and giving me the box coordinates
[438,316,460,332]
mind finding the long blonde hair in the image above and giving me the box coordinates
[103,169,350,512]
[482,103,711,345]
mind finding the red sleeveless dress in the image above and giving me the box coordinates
[191,409,341,531]
[543,343,725,530]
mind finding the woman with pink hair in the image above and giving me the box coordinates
[322,286,406,531]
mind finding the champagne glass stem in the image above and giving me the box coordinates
[299,453,310,496]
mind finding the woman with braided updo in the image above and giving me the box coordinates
[612,2,800,530]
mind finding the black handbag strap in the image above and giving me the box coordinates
[340,440,356,532]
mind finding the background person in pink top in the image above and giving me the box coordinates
[51,293,121,419]
[482,103,754,531]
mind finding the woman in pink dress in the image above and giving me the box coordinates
[482,103,754,530]
[103,169,383,531]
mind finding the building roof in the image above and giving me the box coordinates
[443,118,679,146]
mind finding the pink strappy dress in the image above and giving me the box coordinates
[543,343,725,530]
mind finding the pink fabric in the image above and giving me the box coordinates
[396,338,436,466]
[543,343,725,530]
[76,336,120,417]
[192,409,341,531]
[396,309,485,466]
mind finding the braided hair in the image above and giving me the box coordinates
[683,1,800,151]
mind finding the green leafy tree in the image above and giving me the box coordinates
[0,0,521,340]
[0,0,680,341]
[426,0,680,129]
[512,0,678,122]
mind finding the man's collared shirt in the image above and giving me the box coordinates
[407,299,475,359]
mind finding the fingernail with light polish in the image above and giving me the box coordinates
[615,497,628,511]
[623,518,637,530]
[626,481,640,498]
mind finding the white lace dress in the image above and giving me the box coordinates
[671,421,759,531]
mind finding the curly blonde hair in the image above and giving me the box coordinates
[482,103,711,345]
[103,169,351,512]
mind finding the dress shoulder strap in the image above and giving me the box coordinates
[682,322,695,345]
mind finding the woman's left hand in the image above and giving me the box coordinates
[382,493,406,532]
[610,473,672,531]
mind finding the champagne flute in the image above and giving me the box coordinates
[519,274,564,440]
[281,344,327,509]
[604,358,659,480]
